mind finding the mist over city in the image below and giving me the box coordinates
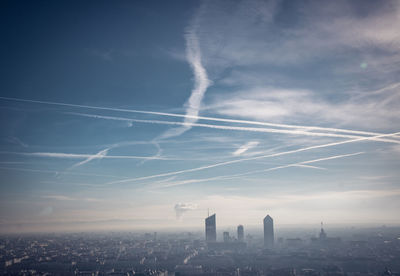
[1,0,400,275]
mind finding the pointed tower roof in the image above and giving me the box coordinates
[264,214,273,221]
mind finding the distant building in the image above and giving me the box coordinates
[237,225,244,241]
[205,214,216,242]
[311,222,341,246]
[286,238,303,248]
[223,231,230,243]
[263,214,274,248]
[319,222,327,240]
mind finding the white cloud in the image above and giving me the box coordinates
[233,141,260,156]
[207,86,400,129]
[174,203,198,219]
[194,1,400,69]
[158,29,211,140]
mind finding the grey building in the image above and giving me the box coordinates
[237,225,244,242]
[223,231,230,243]
[263,215,274,248]
[205,214,216,242]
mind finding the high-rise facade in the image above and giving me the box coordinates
[223,231,230,243]
[205,214,216,242]
[263,215,274,248]
[237,225,244,242]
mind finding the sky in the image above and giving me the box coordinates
[0,0,400,233]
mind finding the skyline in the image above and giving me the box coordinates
[1,0,400,233]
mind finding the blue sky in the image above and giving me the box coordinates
[1,0,400,233]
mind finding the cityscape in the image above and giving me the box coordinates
[1,0,400,275]
[1,214,400,275]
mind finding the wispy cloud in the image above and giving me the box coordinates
[207,86,400,130]
[233,141,259,156]
[158,29,211,139]
[194,0,400,131]
[174,203,198,219]
[6,136,28,148]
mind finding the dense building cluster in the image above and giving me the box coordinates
[1,216,399,275]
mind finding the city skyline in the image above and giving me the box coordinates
[1,0,400,233]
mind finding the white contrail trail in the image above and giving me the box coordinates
[153,152,362,188]
[68,112,400,144]
[0,96,396,139]
[233,141,260,156]
[159,31,211,139]
[69,148,109,169]
[0,151,181,160]
[0,166,125,179]
[221,152,364,179]
[105,131,400,185]
[291,164,327,170]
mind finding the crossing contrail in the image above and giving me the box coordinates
[0,151,181,160]
[215,152,364,179]
[153,152,362,188]
[67,112,400,144]
[0,96,397,139]
[105,131,400,185]
[69,148,109,169]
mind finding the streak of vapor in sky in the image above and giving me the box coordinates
[1,96,397,139]
[67,112,400,144]
[105,132,400,185]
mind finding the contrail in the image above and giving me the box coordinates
[233,141,260,156]
[0,166,126,179]
[291,164,327,170]
[105,131,400,185]
[158,31,211,139]
[221,152,365,179]
[0,151,181,160]
[0,96,396,139]
[69,148,109,169]
[152,152,362,188]
[68,112,400,144]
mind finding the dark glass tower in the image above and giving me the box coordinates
[237,225,244,242]
[263,215,274,248]
[205,214,216,242]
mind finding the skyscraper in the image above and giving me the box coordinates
[237,225,244,242]
[205,214,216,242]
[319,222,327,240]
[223,231,230,243]
[263,214,274,248]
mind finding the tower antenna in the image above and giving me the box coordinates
[208,208,209,217]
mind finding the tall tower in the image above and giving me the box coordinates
[223,231,230,243]
[205,214,216,242]
[237,225,244,242]
[263,215,274,248]
[319,222,327,240]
